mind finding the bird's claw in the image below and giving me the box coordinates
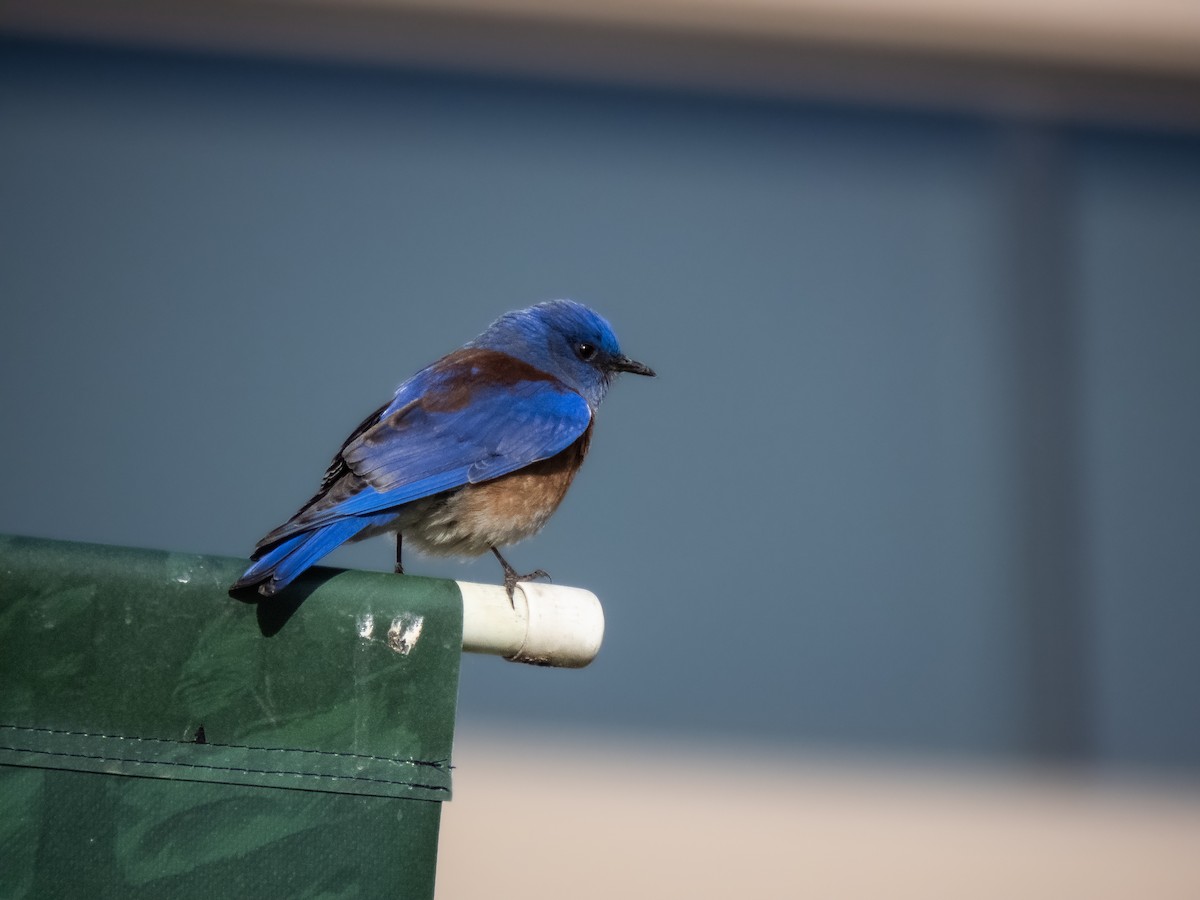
[503,567,551,604]
[491,547,550,606]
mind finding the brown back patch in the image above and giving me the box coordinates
[421,348,562,412]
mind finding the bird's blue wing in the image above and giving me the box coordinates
[338,380,589,504]
[268,349,592,537]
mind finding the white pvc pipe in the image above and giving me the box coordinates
[458,581,604,668]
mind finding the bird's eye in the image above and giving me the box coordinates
[576,342,598,361]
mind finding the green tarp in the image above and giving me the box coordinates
[0,535,463,899]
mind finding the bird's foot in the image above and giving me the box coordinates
[503,567,550,602]
[491,547,550,605]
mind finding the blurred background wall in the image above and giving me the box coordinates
[2,2,1199,892]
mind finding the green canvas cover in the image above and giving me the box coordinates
[0,535,463,899]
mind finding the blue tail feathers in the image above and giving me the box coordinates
[232,518,373,596]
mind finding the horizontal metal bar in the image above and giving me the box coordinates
[4,0,1200,128]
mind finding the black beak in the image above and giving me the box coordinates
[611,355,656,377]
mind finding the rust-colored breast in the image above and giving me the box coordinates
[470,423,592,520]
[404,423,594,556]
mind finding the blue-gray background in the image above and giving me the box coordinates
[3,39,1198,772]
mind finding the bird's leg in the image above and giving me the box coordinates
[394,533,404,575]
[490,546,549,603]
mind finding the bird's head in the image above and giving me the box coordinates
[472,300,655,408]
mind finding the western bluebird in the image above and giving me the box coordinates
[232,300,654,598]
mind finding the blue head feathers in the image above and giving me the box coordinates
[470,300,655,409]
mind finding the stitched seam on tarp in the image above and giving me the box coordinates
[0,723,450,770]
[0,743,450,793]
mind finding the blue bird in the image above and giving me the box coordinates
[232,300,654,598]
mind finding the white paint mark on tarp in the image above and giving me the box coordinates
[387,614,424,655]
[357,613,375,640]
